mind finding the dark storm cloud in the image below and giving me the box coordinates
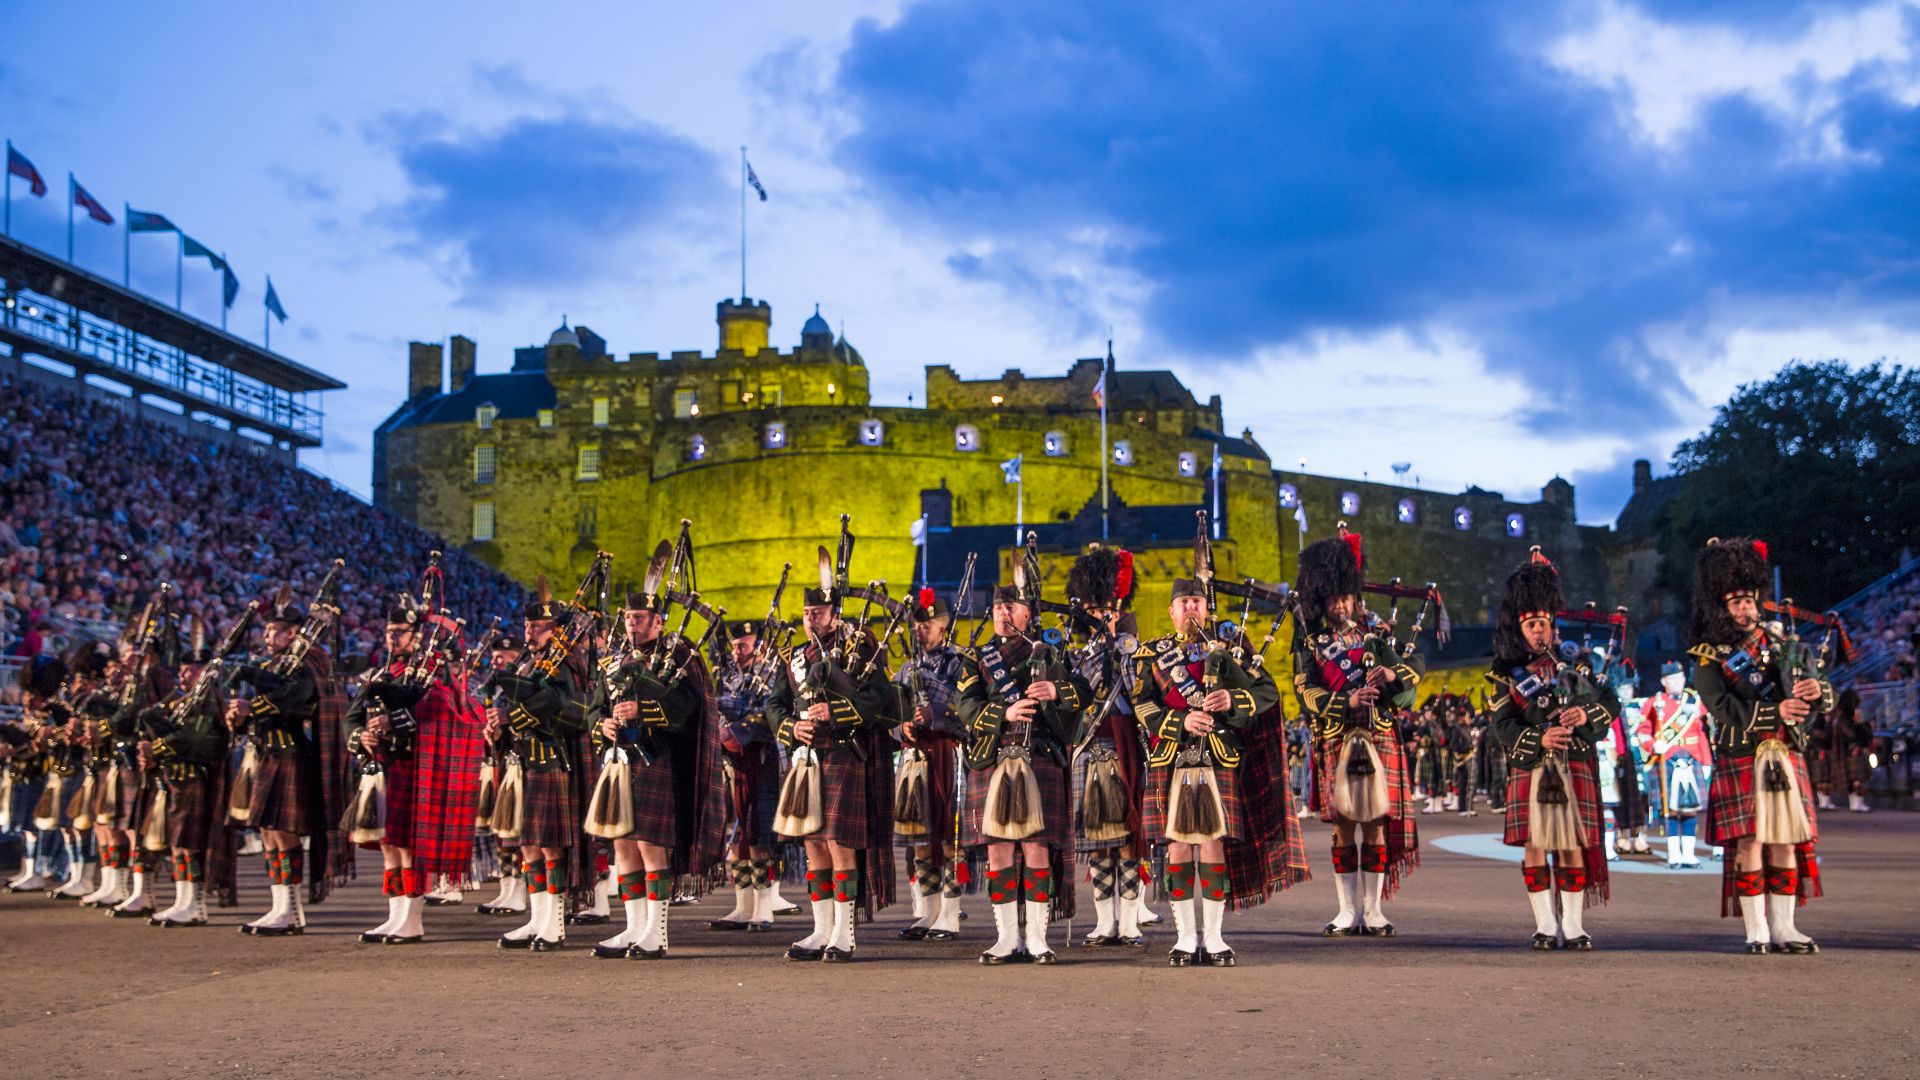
[828,0,1920,438]
[376,110,720,298]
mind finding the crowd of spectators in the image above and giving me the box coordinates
[1834,561,1920,684]
[0,369,522,666]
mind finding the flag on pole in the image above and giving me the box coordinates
[264,277,288,323]
[1001,454,1023,484]
[909,516,927,547]
[745,159,768,201]
[1293,503,1308,535]
[6,146,46,196]
[221,262,239,308]
[127,208,177,233]
[1091,370,1105,409]
[71,179,112,224]
[183,234,219,262]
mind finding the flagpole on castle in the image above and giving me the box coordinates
[739,146,747,300]
[66,173,74,262]
[122,203,130,286]
[264,276,270,349]
[4,140,12,237]
[1100,340,1112,541]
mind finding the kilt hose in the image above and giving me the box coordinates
[1503,754,1608,905]
[1707,750,1823,917]
[966,752,1072,849]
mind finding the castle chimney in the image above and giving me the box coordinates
[407,341,443,401]
[1633,459,1652,493]
[449,335,476,393]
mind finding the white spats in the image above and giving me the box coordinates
[1739,893,1772,950]
[1360,870,1392,933]
[1199,897,1230,955]
[1326,871,1360,933]
[1527,888,1558,938]
[1021,900,1052,959]
[1169,897,1199,955]
[982,902,1021,961]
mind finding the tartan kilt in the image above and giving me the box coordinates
[519,766,578,849]
[963,751,1071,849]
[95,762,143,830]
[248,750,312,836]
[1310,730,1411,825]
[379,756,419,851]
[1142,757,1245,843]
[1071,736,1136,853]
[5,770,46,831]
[726,742,780,854]
[165,768,220,851]
[1705,751,1819,847]
[1846,748,1873,787]
[898,737,959,849]
[47,770,86,828]
[621,748,680,848]
[812,745,872,850]
[1502,755,1604,850]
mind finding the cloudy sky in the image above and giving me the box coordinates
[5,0,1918,522]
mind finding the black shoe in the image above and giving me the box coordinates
[361,930,392,944]
[821,947,855,963]
[1562,935,1593,952]
[1776,940,1819,954]
[477,903,525,917]
[110,906,154,920]
[1205,947,1237,967]
[786,945,825,962]
[1167,948,1197,967]
[1323,920,1361,937]
[1117,934,1147,948]
[250,924,302,937]
[979,949,1017,965]
[498,934,535,950]
[1530,933,1558,951]
[566,912,609,925]
[384,934,424,945]
[1362,922,1397,939]
[529,937,564,952]
[898,925,930,940]
[1030,949,1058,965]
[924,928,958,942]
[592,943,628,959]
[423,896,462,907]
[627,944,667,960]
[710,918,752,931]
[1745,941,1772,955]
[747,920,773,932]
[1080,933,1120,948]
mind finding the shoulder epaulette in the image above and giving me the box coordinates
[1686,643,1720,664]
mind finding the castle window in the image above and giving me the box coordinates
[471,501,495,542]
[954,424,980,452]
[672,388,696,419]
[592,397,610,427]
[577,445,601,481]
[1397,498,1416,524]
[859,420,884,446]
[1178,451,1198,477]
[760,384,783,407]
[1506,513,1526,538]
[1044,431,1067,457]
[688,434,707,462]
[473,445,496,485]
[577,498,598,541]
[1340,491,1360,515]
[475,403,497,430]
[763,421,787,450]
[1453,507,1473,531]
[722,381,740,405]
[537,409,554,428]
[1278,483,1298,508]
[1113,440,1134,466]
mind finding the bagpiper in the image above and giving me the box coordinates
[1488,548,1619,950]
[474,633,531,917]
[768,517,898,963]
[1130,514,1307,966]
[891,585,971,943]
[1689,538,1832,954]
[1291,531,1421,938]
[709,571,790,934]
[144,616,238,927]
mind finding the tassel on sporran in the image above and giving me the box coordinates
[140,785,170,852]
[1166,751,1227,846]
[1753,738,1812,846]
[584,749,636,839]
[32,777,62,830]
[94,766,119,827]
[475,760,497,830]
[69,772,96,832]
[1078,753,1129,843]
[489,757,524,841]
[1527,756,1583,852]
[892,751,930,836]
[982,748,1043,841]
[773,747,824,838]
[343,769,387,845]
[227,742,259,824]
[1334,734,1390,824]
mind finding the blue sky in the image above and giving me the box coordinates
[4,0,1917,523]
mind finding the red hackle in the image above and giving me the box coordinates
[1115,550,1135,602]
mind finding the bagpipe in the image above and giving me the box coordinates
[772,515,869,837]
[971,532,1066,841]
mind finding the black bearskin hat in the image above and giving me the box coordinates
[1493,547,1563,667]
[1067,546,1136,611]
[1689,537,1770,647]
[1294,535,1365,628]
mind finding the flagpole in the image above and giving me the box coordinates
[1015,455,1024,547]
[1211,445,1221,540]
[123,203,131,286]
[264,276,270,348]
[174,232,183,309]
[1100,341,1111,541]
[4,140,11,237]
[920,513,930,589]
[219,251,229,331]
[66,173,74,262]
[739,146,747,300]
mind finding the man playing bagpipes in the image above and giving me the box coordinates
[48,643,111,902]
[1636,660,1711,869]
[1133,513,1306,967]
[768,517,899,963]
[473,632,529,917]
[1688,538,1834,955]
[487,561,605,953]
[891,584,972,943]
[709,618,785,932]
[6,653,83,896]
[1291,529,1423,939]
[346,567,479,946]
[1489,548,1620,951]
[226,570,347,937]
[1065,545,1152,949]
[1811,688,1874,814]
[96,596,180,916]
[141,615,239,927]
[588,535,729,961]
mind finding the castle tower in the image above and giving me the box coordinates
[717,296,772,356]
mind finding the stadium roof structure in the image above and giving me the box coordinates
[0,234,343,449]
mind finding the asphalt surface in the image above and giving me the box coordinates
[2,808,1914,1079]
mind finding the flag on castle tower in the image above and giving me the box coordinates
[746,159,768,201]
[1091,370,1105,409]
[1001,454,1022,484]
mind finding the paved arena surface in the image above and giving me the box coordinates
[3,810,1914,1079]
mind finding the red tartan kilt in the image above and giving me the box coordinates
[1502,756,1604,849]
[816,746,872,849]
[519,766,578,849]
[963,752,1070,848]
[1142,759,1245,842]
[249,751,311,836]
[1311,731,1410,825]
[165,770,219,851]
[621,749,680,848]
[1705,751,1818,847]
[380,757,418,850]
